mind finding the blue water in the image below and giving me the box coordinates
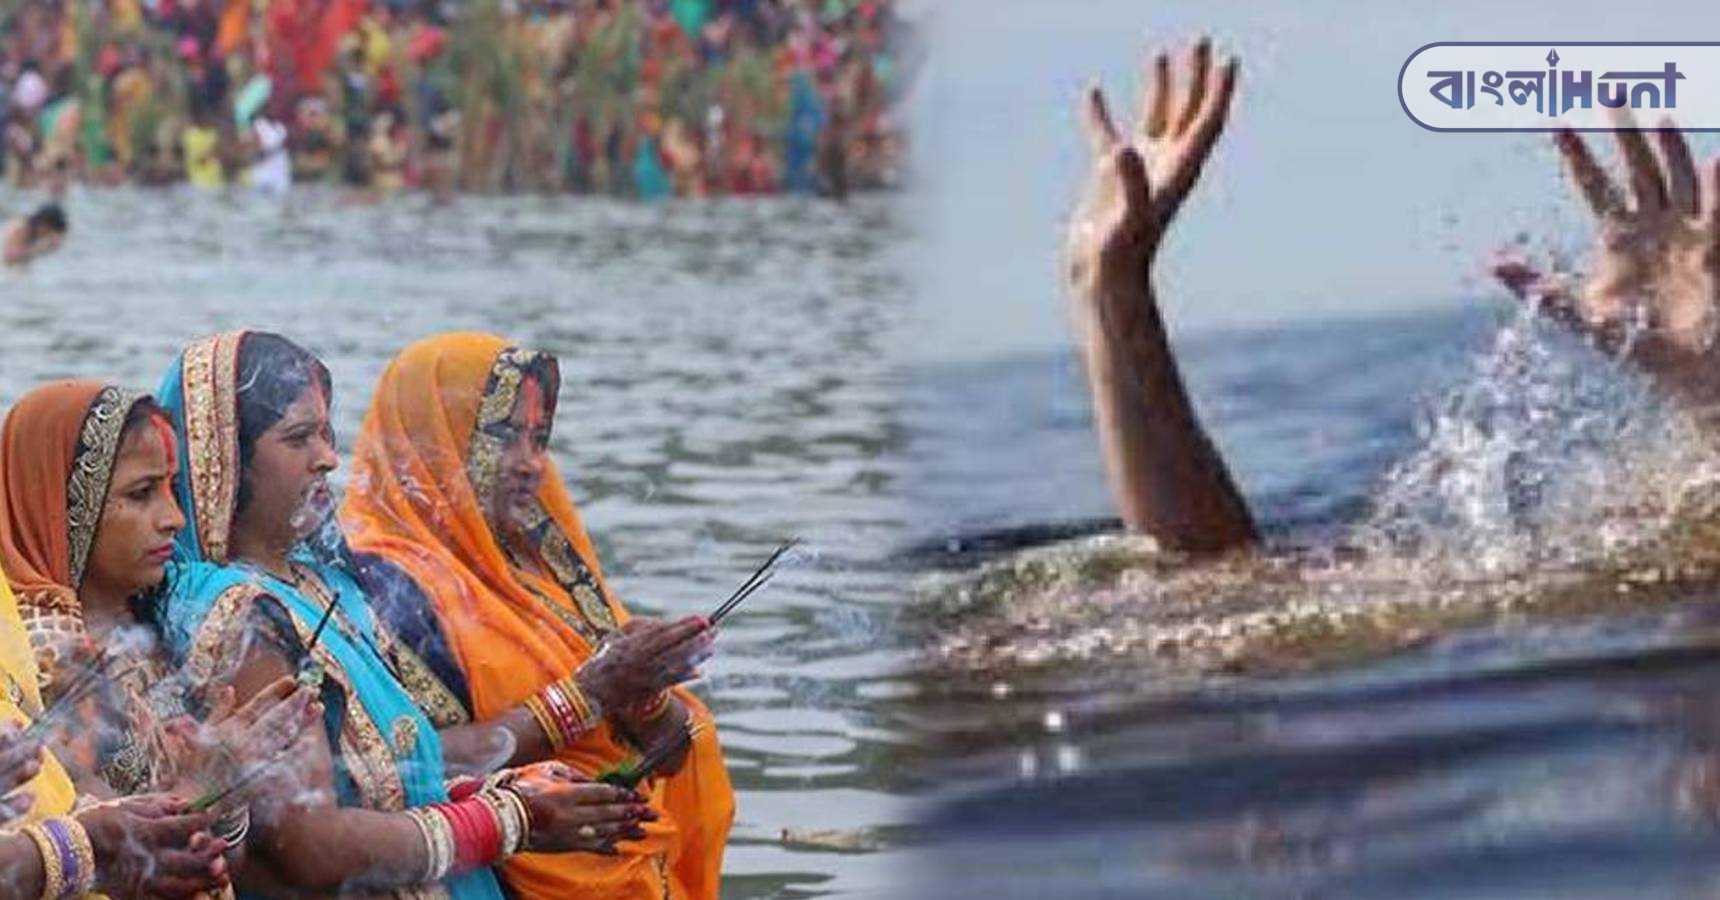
[901,306,1720,897]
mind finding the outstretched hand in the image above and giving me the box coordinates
[1069,37,1239,333]
[1493,112,1720,403]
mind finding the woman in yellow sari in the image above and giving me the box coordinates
[0,579,74,820]
[343,333,735,899]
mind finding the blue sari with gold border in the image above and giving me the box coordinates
[150,332,502,900]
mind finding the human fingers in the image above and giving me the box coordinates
[1142,52,1171,138]
[1082,85,1121,158]
[1173,37,1212,136]
[1164,54,1239,209]
[621,617,662,635]
[1703,157,1720,252]
[1611,106,1668,212]
[137,811,218,849]
[641,616,709,654]
[1654,118,1699,215]
[0,790,34,822]
[1554,129,1623,216]
[204,685,238,725]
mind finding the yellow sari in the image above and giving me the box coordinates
[0,577,75,821]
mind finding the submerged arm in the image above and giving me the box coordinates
[1069,39,1257,553]
[1080,275,1258,553]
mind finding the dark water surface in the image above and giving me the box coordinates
[0,186,917,898]
[902,306,1720,896]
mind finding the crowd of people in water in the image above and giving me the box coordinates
[0,0,914,200]
[0,330,734,897]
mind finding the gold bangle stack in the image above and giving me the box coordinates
[21,822,63,900]
[404,807,453,883]
[476,787,531,856]
[64,820,93,896]
[525,675,603,751]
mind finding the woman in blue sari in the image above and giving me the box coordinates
[152,331,653,897]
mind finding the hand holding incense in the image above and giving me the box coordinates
[295,594,340,691]
[598,721,709,790]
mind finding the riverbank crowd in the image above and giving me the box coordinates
[0,330,736,897]
[0,0,914,199]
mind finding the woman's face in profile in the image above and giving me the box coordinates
[484,376,552,537]
[242,382,339,544]
[84,415,184,600]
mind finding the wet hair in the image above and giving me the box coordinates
[234,332,332,512]
[28,203,65,235]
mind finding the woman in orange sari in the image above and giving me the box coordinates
[342,333,734,899]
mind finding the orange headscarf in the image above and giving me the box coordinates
[342,333,734,900]
[0,381,150,653]
[0,380,155,817]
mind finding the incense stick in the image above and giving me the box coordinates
[709,539,798,625]
[305,595,338,653]
[601,722,709,789]
[191,745,292,812]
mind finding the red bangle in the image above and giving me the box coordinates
[432,798,503,873]
[446,776,482,802]
[545,683,585,743]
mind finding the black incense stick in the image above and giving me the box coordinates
[709,540,798,626]
[305,594,338,654]
[600,722,708,789]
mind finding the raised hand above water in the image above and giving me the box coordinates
[1495,113,1720,406]
[1068,37,1239,333]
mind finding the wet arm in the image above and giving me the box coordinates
[1078,277,1258,554]
[1073,42,1256,554]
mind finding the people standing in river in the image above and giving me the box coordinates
[1067,37,1720,557]
[152,331,676,894]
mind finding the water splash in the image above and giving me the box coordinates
[1357,309,1710,578]
[920,309,1720,675]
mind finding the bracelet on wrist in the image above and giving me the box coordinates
[23,816,94,900]
[213,807,251,846]
[526,675,603,751]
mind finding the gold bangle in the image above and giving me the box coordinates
[63,817,94,896]
[22,823,63,900]
[522,695,564,751]
[404,807,451,883]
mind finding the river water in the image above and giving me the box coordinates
[902,307,1720,897]
[0,186,918,898]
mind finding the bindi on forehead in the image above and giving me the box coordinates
[517,378,547,432]
[150,412,178,471]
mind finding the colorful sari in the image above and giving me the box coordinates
[151,333,502,900]
[342,333,734,900]
[0,379,183,802]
